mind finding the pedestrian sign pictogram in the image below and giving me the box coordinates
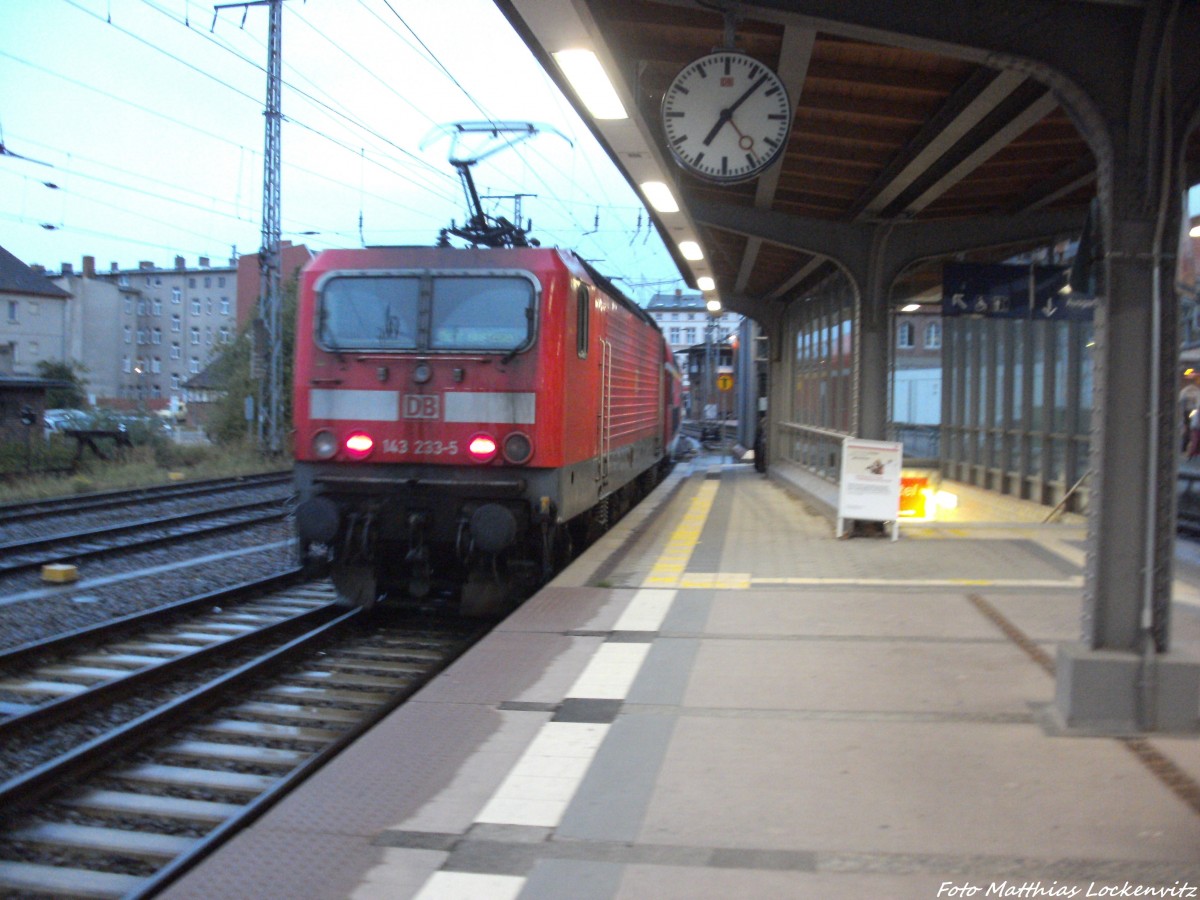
[717,373,733,392]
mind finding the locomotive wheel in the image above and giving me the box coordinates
[460,573,515,618]
[555,523,575,569]
[332,564,379,609]
[540,522,576,580]
[584,497,611,545]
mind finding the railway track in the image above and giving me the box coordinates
[0,581,480,898]
[0,499,289,578]
[0,571,311,739]
[0,472,290,525]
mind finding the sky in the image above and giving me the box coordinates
[0,0,687,304]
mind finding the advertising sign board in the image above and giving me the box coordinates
[837,438,903,540]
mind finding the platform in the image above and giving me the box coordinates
[161,457,1200,899]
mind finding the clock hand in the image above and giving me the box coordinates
[731,120,755,154]
[702,73,769,146]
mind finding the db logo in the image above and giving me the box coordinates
[403,394,440,419]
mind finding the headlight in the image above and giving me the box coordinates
[468,433,498,463]
[503,432,533,464]
[312,430,338,459]
[344,431,374,460]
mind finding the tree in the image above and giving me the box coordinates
[34,360,88,408]
[203,276,297,447]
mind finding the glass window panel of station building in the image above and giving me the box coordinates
[942,312,1093,510]
[792,276,855,434]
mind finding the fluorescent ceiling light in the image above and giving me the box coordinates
[1191,224,1200,238]
[706,298,722,313]
[901,303,921,312]
[679,240,703,260]
[640,181,679,213]
[697,276,715,291]
[553,49,627,120]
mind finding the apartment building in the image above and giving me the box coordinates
[52,258,134,403]
[0,244,71,375]
[644,288,741,371]
[98,255,239,410]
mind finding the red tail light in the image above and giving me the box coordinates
[344,431,374,460]
[468,433,498,463]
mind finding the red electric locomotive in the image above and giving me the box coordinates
[293,240,681,610]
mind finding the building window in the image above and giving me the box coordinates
[188,277,195,288]
[137,300,146,316]
[191,298,201,316]
[669,327,681,344]
[122,356,131,374]
[170,342,181,360]
[151,384,162,399]
[897,321,915,349]
[151,357,161,374]
[189,357,201,374]
[203,276,211,288]
[171,373,181,389]
[124,297,133,315]
[6,300,16,322]
[684,327,696,344]
[152,327,162,345]
[123,325,132,344]
[190,327,200,346]
[207,299,214,315]
[218,276,226,287]
[172,314,181,333]
[220,326,230,343]
[220,297,230,315]
[206,327,213,345]
[924,321,942,350]
[137,329,146,345]
[152,298,162,316]
[118,275,129,287]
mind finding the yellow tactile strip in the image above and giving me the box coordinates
[642,480,718,588]
[640,476,1084,591]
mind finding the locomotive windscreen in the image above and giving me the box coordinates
[317,272,536,353]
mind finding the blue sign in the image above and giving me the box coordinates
[1033,286,1097,321]
[943,263,1031,318]
[942,263,1093,321]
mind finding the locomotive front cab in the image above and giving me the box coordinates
[293,252,556,609]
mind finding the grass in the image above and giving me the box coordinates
[0,441,290,505]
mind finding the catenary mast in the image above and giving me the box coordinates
[214,0,284,454]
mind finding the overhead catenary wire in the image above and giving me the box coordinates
[4,130,447,236]
[7,0,683,299]
[59,1,460,198]
[0,48,455,247]
[142,0,454,189]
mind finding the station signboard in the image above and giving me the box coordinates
[942,262,1094,321]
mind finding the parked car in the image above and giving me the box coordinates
[42,408,93,438]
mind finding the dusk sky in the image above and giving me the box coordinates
[0,0,686,302]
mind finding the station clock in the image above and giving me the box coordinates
[661,51,792,184]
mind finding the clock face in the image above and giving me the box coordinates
[662,51,792,183]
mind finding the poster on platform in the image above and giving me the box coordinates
[837,438,903,540]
